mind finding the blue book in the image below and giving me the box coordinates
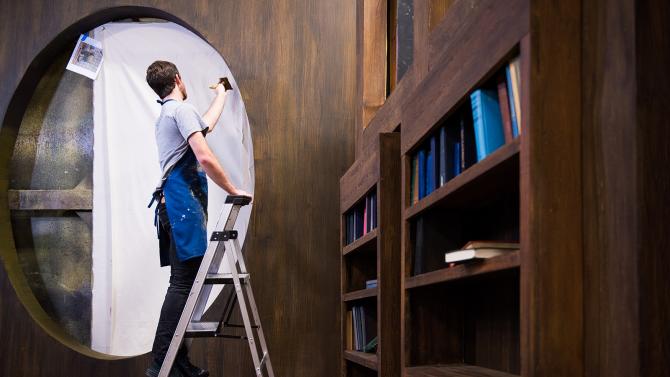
[470,89,505,161]
[506,66,519,137]
[439,127,447,186]
[426,137,437,195]
[453,141,461,176]
[417,149,426,199]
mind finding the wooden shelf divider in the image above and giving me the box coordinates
[344,350,379,371]
[343,287,378,302]
[343,228,378,256]
[405,251,520,290]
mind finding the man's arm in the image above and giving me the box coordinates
[201,84,228,133]
[188,132,251,197]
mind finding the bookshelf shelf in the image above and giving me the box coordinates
[343,287,378,302]
[405,251,520,289]
[406,364,519,377]
[405,138,520,220]
[343,228,378,256]
[344,350,379,371]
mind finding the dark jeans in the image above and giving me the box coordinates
[151,204,203,365]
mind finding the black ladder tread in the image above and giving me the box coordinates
[225,195,252,205]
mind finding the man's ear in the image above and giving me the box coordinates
[175,73,182,85]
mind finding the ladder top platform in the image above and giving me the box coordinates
[225,195,252,205]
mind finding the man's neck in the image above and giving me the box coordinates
[163,89,184,102]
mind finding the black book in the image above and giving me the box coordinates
[460,110,477,171]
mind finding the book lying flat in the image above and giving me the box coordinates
[444,241,519,264]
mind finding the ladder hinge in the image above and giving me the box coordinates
[210,230,238,241]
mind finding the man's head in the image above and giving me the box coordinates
[146,60,187,100]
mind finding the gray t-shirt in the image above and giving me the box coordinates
[155,100,208,177]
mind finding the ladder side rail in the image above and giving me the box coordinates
[192,203,242,322]
[232,238,275,377]
[225,239,264,377]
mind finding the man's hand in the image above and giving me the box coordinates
[214,83,227,96]
[230,189,253,201]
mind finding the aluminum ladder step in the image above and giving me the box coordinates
[204,272,249,284]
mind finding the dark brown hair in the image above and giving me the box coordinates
[146,60,179,99]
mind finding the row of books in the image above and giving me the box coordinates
[345,305,377,353]
[344,191,377,245]
[409,57,522,205]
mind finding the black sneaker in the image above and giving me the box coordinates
[145,360,184,377]
[175,356,209,377]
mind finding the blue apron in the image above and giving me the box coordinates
[161,148,209,262]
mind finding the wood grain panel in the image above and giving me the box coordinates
[0,1,356,377]
[635,0,670,375]
[581,0,639,376]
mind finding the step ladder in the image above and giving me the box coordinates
[159,195,275,377]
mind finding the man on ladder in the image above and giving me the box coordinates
[145,61,251,377]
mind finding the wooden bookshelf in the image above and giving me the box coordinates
[346,0,669,376]
[340,133,401,377]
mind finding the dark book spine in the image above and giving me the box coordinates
[497,74,514,143]
[439,126,447,186]
[418,149,426,199]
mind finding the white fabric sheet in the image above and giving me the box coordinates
[92,22,254,356]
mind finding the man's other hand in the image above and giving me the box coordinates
[231,189,253,201]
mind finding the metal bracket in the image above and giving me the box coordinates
[210,230,238,241]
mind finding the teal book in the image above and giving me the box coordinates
[470,89,505,161]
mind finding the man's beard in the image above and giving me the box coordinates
[180,86,188,100]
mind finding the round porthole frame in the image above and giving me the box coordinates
[0,6,220,359]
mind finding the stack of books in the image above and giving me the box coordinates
[444,241,519,265]
[344,191,377,245]
[346,305,377,353]
[409,57,522,205]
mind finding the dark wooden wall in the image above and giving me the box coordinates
[0,1,356,376]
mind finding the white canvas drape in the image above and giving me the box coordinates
[92,22,254,356]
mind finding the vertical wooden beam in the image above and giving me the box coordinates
[378,132,401,377]
[581,0,639,376]
[356,0,389,156]
[387,0,398,92]
[412,0,430,80]
[524,0,583,376]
